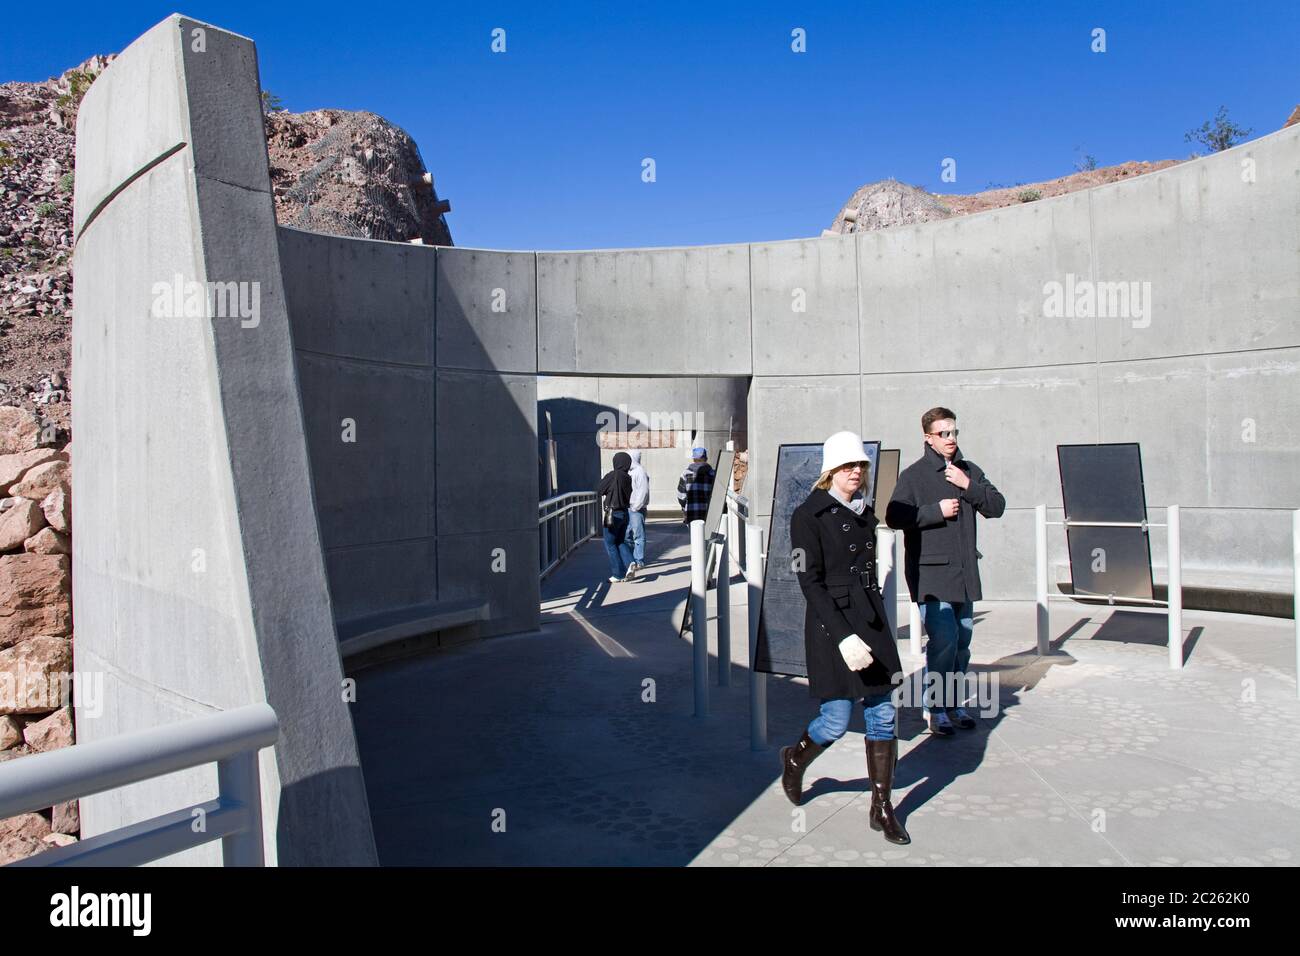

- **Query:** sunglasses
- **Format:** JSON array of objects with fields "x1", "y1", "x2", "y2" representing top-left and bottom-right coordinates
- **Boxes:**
[{"x1": 928, "y1": 429, "x2": 959, "y2": 440}]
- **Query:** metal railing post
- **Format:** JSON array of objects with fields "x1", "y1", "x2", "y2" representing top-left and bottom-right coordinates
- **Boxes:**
[
  {"x1": 1294, "y1": 510, "x2": 1299, "y2": 699},
  {"x1": 876, "y1": 527, "x2": 897, "y2": 640},
  {"x1": 690, "y1": 519, "x2": 709, "y2": 717},
  {"x1": 746, "y1": 522, "x2": 767, "y2": 749},
  {"x1": 1167, "y1": 504, "x2": 1182, "y2": 670},
  {"x1": 717, "y1": 527, "x2": 731, "y2": 687},
  {"x1": 1036, "y1": 504, "x2": 1050, "y2": 655},
  {"x1": 217, "y1": 750, "x2": 264, "y2": 866}
]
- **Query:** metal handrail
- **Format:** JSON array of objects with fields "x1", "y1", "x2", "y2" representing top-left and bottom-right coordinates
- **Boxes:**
[
  {"x1": 539, "y1": 491, "x2": 598, "y2": 579},
  {"x1": 0, "y1": 703, "x2": 278, "y2": 867}
]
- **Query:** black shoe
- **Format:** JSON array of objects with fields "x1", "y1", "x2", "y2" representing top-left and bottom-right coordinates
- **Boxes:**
[
  {"x1": 780, "y1": 731, "x2": 829, "y2": 805},
  {"x1": 926, "y1": 709, "x2": 955, "y2": 736},
  {"x1": 866, "y1": 738, "x2": 911, "y2": 845},
  {"x1": 950, "y1": 707, "x2": 977, "y2": 729}
]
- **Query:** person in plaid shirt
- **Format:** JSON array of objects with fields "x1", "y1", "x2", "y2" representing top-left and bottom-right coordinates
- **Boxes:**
[{"x1": 676, "y1": 446, "x2": 715, "y2": 525}]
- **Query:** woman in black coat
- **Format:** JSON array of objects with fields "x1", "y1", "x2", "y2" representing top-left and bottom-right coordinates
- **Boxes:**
[{"x1": 778, "y1": 431, "x2": 909, "y2": 844}]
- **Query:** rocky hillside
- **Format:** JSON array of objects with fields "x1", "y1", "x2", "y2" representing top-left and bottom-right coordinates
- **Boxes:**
[
  {"x1": 0, "y1": 57, "x2": 454, "y2": 440},
  {"x1": 267, "y1": 108, "x2": 452, "y2": 246},
  {"x1": 827, "y1": 160, "x2": 1184, "y2": 235}
]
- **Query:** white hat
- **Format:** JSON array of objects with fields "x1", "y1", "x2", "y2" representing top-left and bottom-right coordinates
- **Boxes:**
[{"x1": 821, "y1": 430, "x2": 868, "y2": 475}]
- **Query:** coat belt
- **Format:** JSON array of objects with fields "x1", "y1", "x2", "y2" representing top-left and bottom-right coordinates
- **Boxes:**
[{"x1": 824, "y1": 570, "x2": 877, "y2": 589}]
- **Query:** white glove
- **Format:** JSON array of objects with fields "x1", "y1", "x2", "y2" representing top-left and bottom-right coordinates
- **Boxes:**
[{"x1": 838, "y1": 634, "x2": 874, "y2": 671}]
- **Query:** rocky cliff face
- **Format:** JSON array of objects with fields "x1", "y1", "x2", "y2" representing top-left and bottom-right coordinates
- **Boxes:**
[
  {"x1": 266, "y1": 108, "x2": 453, "y2": 246},
  {"x1": 0, "y1": 59, "x2": 455, "y2": 440}
]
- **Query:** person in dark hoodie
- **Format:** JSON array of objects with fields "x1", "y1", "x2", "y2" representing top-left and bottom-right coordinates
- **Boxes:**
[{"x1": 598, "y1": 452, "x2": 636, "y2": 583}]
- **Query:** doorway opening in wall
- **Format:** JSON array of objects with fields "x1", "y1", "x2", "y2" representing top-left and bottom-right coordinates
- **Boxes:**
[{"x1": 536, "y1": 374, "x2": 750, "y2": 518}]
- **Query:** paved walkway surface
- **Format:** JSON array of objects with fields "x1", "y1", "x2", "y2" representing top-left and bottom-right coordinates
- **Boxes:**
[{"x1": 351, "y1": 520, "x2": 1299, "y2": 866}]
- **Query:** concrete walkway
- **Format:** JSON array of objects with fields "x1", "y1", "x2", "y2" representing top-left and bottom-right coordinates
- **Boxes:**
[{"x1": 350, "y1": 519, "x2": 1300, "y2": 866}]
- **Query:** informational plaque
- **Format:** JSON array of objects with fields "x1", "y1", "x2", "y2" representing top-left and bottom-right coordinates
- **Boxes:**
[
  {"x1": 754, "y1": 439, "x2": 881, "y2": 677},
  {"x1": 874, "y1": 449, "x2": 900, "y2": 512},
  {"x1": 1057, "y1": 443, "x2": 1154, "y2": 601}
]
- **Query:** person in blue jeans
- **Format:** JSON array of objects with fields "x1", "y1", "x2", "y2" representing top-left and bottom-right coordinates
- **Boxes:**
[
  {"x1": 779, "y1": 431, "x2": 909, "y2": 844},
  {"x1": 624, "y1": 449, "x2": 650, "y2": 577},
  {"x1": 886, "y1": 407, "x2": 1004, "y2": 736},
  {"x1": 598, "y1": 452, "x2": 635, "y2": 582}
]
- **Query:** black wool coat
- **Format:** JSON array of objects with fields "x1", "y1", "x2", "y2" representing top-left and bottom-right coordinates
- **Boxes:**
[
  {"x1": 789, "y1": 488, "x2": 903, "y2": 699},
  {"x1": 885, "y1": 444, "x2": 1006, "y2": 604}
]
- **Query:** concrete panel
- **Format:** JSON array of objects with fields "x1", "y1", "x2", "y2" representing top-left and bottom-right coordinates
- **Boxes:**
[
  {"x1": 436, "y1": 248, "x2": 537, "y2": 373},
  {"x1": 325, "y1": 539, "x2": 438, "y2": 625},
  {"x1": 747, "y1": 374, "x2": 863, "y2": 521},
  {"x1": 1093, "y1": 125, "x2": 1300, "y2": 362},
  {"x1": 863, "y1": 365, "x2": 1099, "y2": 510},
  {"x1": 1099, "y1": 350, "x2": 1300, "y2": 511},
  {"x1": 437, "y1": 529, "x2": 540, "y2": 637},
  {"x1": 72, "y1": 153, "x2": 272, "y2": 866},
  {"x1": 1204, "y1": 348, "x2": 1300, "y2": 510},
  {"x1": 538, "y1": 375, "x2": 602, "y2": 435},
  {"x1": 436, "y1": 369, "x2": 538, "y2": 534},
  {"x1": 296, "y1": 353, "x2": 436, "y2": 549},
  {"x1": 1097, "y1": 357, "x2": 1212, "y2": 509},
  {"x1": 858, "y1": 190, "x2": 1096, "y2": 373},
  {"x1": 72, "y1": 16, "x2": 376, "y2": 865},
  {"x1": 279, "y1": 227, "x2": 436, "y2": 366},
  {"x1": 751, "y1": 235, "x2": 860, "y2": 376},
  {"x1": 72, "y1": 17, "x2": 185, "y2": 236},
  {"x1": 536, "y1": 245, "x2": 751, "y2": 376}
]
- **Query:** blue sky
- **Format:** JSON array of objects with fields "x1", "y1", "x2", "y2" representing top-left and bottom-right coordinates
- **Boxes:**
[{"x1": 5, "y1": 1, "x2": 1295, "y2": 250}]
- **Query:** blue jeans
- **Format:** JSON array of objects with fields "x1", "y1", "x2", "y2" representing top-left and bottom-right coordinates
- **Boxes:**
[
  {"x1": 602, "y1": 509, "x2": 634, "y2": 578},
  {"x1": 807, "y1": 693, "x2": 897, "y2": 744},
  {"x1": 626, "y1": 509, "x2": 646, "y2": 564},
  {"x1": 918, "y1": 599, "x2": 974, "y2": 710}
]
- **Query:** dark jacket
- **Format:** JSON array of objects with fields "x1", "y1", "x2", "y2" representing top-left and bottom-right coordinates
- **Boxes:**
[
  {"x1": 790, "y1": 488, "x2": 903, "y2": 699},
  {"x1": 885, "y1": 444, "x2": 1005, "y2": 604},
  {"x1": 676, "y1": 461, "x2": 714, "y2": 525},
  {"x1": 599, "y1": 452, "x2": 633, "y2": 511}
]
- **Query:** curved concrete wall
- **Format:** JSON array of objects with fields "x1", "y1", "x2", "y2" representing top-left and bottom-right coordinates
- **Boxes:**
[
  {"x1": 277, "y1": 232, "x2": 540, "y2": 637},
  {"x1": 71, "y1": 16, "x2": 376, "y2": 864},
  {"x1": 72, "y1": 14, "x2": 1296, "y2": 863}
]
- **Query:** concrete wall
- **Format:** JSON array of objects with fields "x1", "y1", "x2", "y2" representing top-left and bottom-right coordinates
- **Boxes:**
[
  {"x1": 525, "y1": 129, "x2": 1299, "y2": 600},
  {"x1": 71, "y1": 16, "x2": 376, "y2": 863},
  {"x1": 278, "y1": 233, "x2": 540, "y2": 637},
  {"x1": 74, "y1": 12, "x2": 1297, "y2": 865}
]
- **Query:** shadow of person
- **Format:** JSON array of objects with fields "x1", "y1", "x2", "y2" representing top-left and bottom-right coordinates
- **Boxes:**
[{"x1": 888, "y1": 627, "x2": 1083, "y2": 825}]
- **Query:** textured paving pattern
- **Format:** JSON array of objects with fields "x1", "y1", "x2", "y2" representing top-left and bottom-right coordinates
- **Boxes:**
[{"x1": 350, "y1": 520, "x2": 1299, "y2": 866}]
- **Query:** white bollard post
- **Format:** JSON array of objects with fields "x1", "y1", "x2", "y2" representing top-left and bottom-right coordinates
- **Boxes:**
[
  {"x1": 1293, "y1": 510, "x2": 1299, "y2": 699},
  {"x1": 691, "y1": 519, "x2": 709, "y2": 716},
  {"x1": 746, "y1": 523, "x2": 767, "y2": 749},
  {"x1": 1167, "y1": 505, "x2": 1182, "y2": 670},
  {"x1": 718, "y1": 527, "x2": 731, "y2": 687},
  {"x1": 876, "y1": 527, "x2": 898, "y2": 640},
  {"x1": 909, "y1": 600, "x2": 922, "y2": 657},
  {"x1": 1036, "y1": 504, "x2": 1049, "y2": 656}
]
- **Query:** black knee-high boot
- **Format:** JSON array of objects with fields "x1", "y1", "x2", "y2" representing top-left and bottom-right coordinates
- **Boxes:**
[
  {"x1": 780, "y1": 731, "x2": 830, "y2": 806},
  {"x1": 865, "y1": 738, "x2": 911, "y2": 844}
]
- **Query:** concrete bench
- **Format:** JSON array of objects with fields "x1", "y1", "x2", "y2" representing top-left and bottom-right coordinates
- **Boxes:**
[{"x1": 339, "y1": 598, "x2": 490, "y2": 672}]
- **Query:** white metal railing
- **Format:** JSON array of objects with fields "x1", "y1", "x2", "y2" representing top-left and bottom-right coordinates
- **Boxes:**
[
  {"x1": 0, "y1": 703, "x2": 278, "y2": 867},
  {"x1": 539, "y1": 491, "x2": 599, "y2": 579},
  {"x1": 1035, "y1": 504, "x2": 1182, "y2": 668}
]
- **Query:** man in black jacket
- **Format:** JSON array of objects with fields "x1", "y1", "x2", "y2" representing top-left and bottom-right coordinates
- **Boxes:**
[{"x1": 886, "y1": 407, "x2": 1005, "y2": 736}]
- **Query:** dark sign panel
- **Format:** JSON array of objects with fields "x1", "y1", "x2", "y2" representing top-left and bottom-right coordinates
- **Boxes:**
[
  {"x1": 1057, "y1": 443, "x2": 1154, "y2": 601},
  {"x1": 875, "y1": 449, "x2": 900, "y2": 513},
  {"x1": 755, "y1": 440, "x2": 880, "y2": 677}
]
